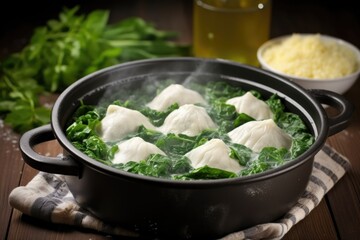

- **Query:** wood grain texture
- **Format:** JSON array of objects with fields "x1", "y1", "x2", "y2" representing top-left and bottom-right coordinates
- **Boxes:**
[
  {"x1": 0, "y1": 126, "x2": 23, "y2": 239},
  {"x1": 283, "y1": 200, "x2": 338, "y2": 240}
]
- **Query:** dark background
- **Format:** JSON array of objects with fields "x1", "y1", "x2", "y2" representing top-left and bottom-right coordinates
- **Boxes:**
[{"x1": 1, "y1": 0, "x2": 359, "y2": 60}]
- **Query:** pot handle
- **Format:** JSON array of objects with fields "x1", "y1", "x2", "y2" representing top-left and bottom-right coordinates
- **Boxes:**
[
  {"x1": 309, "y1": 89, "x2": 354, "y2": 136},
  {"x1": 20, "y1": 124, "x2": 79, "y2": 176}
]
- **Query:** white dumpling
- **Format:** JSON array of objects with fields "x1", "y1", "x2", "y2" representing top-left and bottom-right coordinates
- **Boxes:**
[
  {"x1": 113, "y1": 137, "x2": 166, "y2": 164},
  {"x1": 146, "y1": 84, "x2": 207, "y2": 111},
  {"x1": 226, "y1": 92, "x2": 273, "y2": 120},
  {"x1": 228, "y1": 119, "x2": 292, "y2": 152},
  {"x1": 158, "y1": 104, "x2": 217, "y2": 136},
  {"x1": 100, "y1": 105, "x2": 155, "y2": 142},
  {"x1": 185, "y1": 139, "x2": 244, "y2": 173}
]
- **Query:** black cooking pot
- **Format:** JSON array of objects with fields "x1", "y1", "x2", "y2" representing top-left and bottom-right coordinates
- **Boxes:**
[{"x1": 20, "y1": 57, "x2": 353, "y2": 239}]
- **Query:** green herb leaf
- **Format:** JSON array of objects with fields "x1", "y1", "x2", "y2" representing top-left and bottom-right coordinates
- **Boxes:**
[{"x1": 0, "y1": 6, "x2": 190, "y2": 133}]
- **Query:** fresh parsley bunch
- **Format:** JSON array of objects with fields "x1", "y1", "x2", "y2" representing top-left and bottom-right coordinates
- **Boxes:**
[{"x1": 0, "y1": 6, "x2": 189, "y2": 133}]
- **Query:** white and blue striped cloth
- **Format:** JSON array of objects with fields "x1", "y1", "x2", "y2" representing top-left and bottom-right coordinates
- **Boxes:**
[{"x1": 9, "y1": 144, "x2": 350, "y2": 239}]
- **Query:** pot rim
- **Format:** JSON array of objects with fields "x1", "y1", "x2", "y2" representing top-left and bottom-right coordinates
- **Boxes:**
[{"x1": 51, "y1": 57, "x2": 328, "y2": 187}]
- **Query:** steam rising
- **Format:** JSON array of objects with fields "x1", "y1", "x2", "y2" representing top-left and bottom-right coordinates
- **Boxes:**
[{"x1": 96, "y1": 60, "x2": 210, "y2": 108}]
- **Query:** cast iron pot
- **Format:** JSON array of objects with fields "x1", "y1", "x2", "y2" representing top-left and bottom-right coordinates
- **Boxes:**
[{"x1": 20, "y1": 57, "x2": 353, "y2": 239}]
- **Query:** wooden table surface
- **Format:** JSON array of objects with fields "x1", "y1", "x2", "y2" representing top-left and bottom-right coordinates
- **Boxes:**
[{"x1": 1, "y1": 0, "x2": 359, "y2": 239}]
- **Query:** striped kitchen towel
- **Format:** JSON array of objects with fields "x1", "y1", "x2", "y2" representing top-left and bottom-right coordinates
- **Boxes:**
[{"x1": 9, "y1": 144, "x2": 350, "y2": 239}]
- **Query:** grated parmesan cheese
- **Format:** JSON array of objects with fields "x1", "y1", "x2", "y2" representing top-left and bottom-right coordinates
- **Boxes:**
[{"x1": 263, "y1": 34, "x2": 358, "y2": 79}]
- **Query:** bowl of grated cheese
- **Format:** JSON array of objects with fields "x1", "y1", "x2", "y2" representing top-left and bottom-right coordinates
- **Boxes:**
[{"x1": 257, "y1": 33, "x2": 360, "y2": 94}]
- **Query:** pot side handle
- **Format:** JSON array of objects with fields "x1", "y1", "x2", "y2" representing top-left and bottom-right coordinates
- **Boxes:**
[
  {"x1": 309, "y1": 89, "x2": 354, "y2": 136},
  {"x1": 20, "y1": 124, "x2": 79, "y2": 176}
]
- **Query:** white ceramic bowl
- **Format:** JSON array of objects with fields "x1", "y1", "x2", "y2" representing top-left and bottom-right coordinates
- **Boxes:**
[{"x1": 257, "y1": 34, "x2": 360, "y2": 94}]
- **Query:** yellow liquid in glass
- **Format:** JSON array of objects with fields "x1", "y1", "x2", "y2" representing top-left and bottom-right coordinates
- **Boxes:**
[{"x1": 193, "y1": 0, "x2": 271, "y2": 66}]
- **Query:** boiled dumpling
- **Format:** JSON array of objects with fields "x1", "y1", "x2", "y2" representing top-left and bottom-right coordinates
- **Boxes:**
[
  {"x1": 146, "y1": 84, "x2": 207, "y2": 111},
  {"x1": 226, "y1": 92, "x2": 273, "y2": 120},
  {"x1": 100, "y1": 105, "x2": 156, "y2": 142},
  {"x1": 185, "y1": 139, "x2": 244, "y2": 173},
  {"x1": 158, "y1": 104, "x2": 217, "y2": 136},
  {"x1": 228, "y1": 119, "x2": 292, "y2": 152},
  {"x1": 113, "y1": 137, "x2": 166, "y2": 164}
]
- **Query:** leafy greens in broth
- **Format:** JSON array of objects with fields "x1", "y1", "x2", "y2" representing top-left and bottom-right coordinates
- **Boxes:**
[{"x1": 66, "y1": 81, "x2": 314, "y2": 180}]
